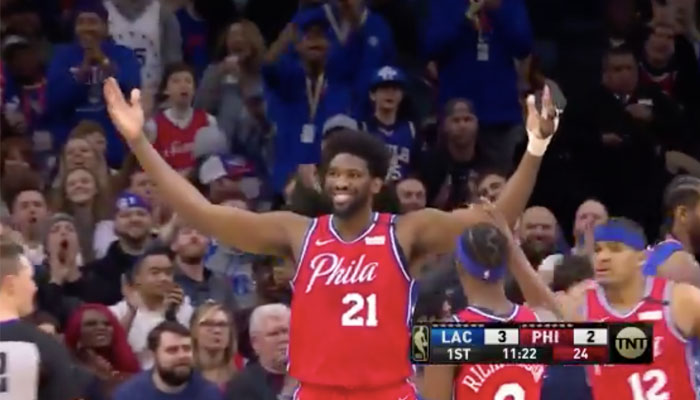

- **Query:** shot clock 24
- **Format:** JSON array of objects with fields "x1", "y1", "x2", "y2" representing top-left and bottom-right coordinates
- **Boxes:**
[{"x1": 411, "y1": 322, "x2": 653, "y2": 365}]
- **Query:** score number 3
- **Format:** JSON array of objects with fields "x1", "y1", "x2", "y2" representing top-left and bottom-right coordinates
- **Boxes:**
[{"x1": 341, "y1": 293, "x2": 377, "y2": 327}]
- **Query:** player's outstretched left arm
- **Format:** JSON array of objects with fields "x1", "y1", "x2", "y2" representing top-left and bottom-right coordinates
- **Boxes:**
[{"x1": 401, "y1": 88, "x2": 560, "y2": 273}]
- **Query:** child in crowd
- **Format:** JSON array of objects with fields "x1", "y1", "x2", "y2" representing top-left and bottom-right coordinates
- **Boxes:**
[
  {"x1": 145, "y1": 62, "x2": 223, "y2": 175},
  {"x1": 362, "y1": 65, "x2": 417, "y2": 181}
]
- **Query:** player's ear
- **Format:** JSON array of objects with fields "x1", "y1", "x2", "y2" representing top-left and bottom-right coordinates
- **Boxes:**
[
  {"x1": 635, "y1": 250, "x2": 647, "y2": 267},
  {"x1": 675, "y1": 205, "x2": 688, "y2": 225}
]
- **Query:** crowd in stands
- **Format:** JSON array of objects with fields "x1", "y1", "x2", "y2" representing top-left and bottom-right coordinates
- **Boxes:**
[{"x1": 1, "y1": 0, "x2": 699, "y2": 398}]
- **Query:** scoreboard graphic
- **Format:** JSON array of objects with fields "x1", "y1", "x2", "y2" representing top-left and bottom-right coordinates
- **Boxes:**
[{"x1": 411, "y1": 322, "x2": 653, "y2": 365}]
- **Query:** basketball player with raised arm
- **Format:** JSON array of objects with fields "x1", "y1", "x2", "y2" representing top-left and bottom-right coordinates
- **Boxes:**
[
  {"x1": 530, "y1": 218, "x2": 700, "y2": 400},
  {"x1": 643, "y1": 176, "x2": 700, "y2": 286},
  {"x1": 0, "y1": 238, "x2": 83, "y2": 400},
  {"x1": 422, "y1": 210, "x2": 557, "y2": 400},
  {"x1": 102, "y1": 76, "x2": 559, "y2": 400}
]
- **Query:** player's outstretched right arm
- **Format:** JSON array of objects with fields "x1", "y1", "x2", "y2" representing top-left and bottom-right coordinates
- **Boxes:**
[
  {"x1": 103, "y1": 78, "x2": 308, "y2": 256},
  {"x1": 422, "y1": 365, "x2": 456, "y2": 400}
]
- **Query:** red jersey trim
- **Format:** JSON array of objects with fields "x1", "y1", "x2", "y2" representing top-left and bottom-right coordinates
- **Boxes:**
[
  {"x1": 327, "y1": 212, "x2": 379, "y2": 244},
  {"x1": 290, "y1": 218, "x2": 319, "y2": 288},
  {"x1": 587, "y1": 278, "x2": 654, "y2": 320}
]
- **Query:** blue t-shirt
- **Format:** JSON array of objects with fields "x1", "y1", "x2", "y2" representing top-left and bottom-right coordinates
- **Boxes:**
[{"x1": 113, "y1": 370, "x2": 223, "y2": 400}]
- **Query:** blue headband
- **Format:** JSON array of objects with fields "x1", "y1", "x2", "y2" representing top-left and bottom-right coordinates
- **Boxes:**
[
  {"x1": 116, "y1": 192, "x2": 151, "y2": 212},
  {"x1": 455, "y1": 234, "x2": 507, "y2": 282},
  {"x1": 593, "y1": 223, "x2": 646, "y2": 250}
]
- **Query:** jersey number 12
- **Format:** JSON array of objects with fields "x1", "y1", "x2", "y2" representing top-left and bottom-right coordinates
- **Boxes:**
[
  {"x1": 341, "y1": 293, "x2": 378, "y2": 327},
  {"x1": 627, "y1": 369, "x2": 669, "y2": 400}
]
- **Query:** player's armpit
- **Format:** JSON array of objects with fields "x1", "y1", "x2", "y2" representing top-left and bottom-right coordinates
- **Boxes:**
[
  {"x1": 204, "y1": 206, "x2": 310, "y2": 257},
  {"x1": 657, "y1": 251, "x2": 700, "y2": 287},
  {"x1": 669, "y1": 282, "x2": 700, "y2": 338},
  {"x1": 421, "y1": 365, "x2": 456, "y2": 400}
]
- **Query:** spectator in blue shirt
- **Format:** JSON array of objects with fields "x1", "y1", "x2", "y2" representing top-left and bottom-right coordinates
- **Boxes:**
[
  {"x1": 46, "y1": 0, "x2": 141, "y2": 168},
  {"x1": 113, "y1": 321, "x2": 223, "y2": 400},
  {"x1": 262, "y1": 5, "x2": 359, "y2": 193},
  {"x1": 321, "y1": 0, "x2": 397, "y2": 117},
  {"x1": 423, "y1": 0, "x2": 532, "y2": 171}
]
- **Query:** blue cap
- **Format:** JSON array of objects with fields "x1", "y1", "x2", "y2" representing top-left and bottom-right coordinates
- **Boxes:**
[
  {"x1": 370, "y1": 66, "x2": 406, "y2": 90},
  {"x1": 115, "y1": 192, "x2": 151, "y2": 212},
  {"x1": 293, "y1": 6, "x2": 329, "y2": 32}
]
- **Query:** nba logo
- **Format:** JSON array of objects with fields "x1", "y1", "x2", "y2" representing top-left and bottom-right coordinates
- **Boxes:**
[{"x1": 412, "y1": 325, "x2": 429, "y2": 363}]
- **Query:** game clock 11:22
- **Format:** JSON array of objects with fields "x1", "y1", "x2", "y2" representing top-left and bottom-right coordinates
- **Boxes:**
[{"x1": 502, "y1": 347, "x2": 539, "y2": 362}]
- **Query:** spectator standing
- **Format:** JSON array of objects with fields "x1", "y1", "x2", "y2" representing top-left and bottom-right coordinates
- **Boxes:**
[
  {"x1": 262, "y1": 5, "x2": 359, "y2": 193},
  {"x1": 423, "y1": 0, "x2": 533, "y2": 170},
  {"x1": 175, "y1": 1, "x2": 209, "y2": 81},
  {"x1": 419, "y1": 98, "x2": 483, "y2": 209},
  {"x1": 54, "y1": 131, "x2": 112, "y2": 191},
  {"x1": 190, "y1": 302, "x2": 239, "y2": 390},
  {"x1": 46, "y1": 0, "x2": 141, "y2": 167},
  {"x1": 171, "y1": 222, "x2": 237, "y2": 311},
  {"x1": 145, "y1": 63, "x2": 222, "y2": 175},
  {"x1": 362, "y1": 66, "x2": 417, "y2": 181},
  {"x1": 322, "y1": 0, "x2": 397, "y2": 116},
  {"x1": 110, "y1": 247, "x2": 194, "y2": 369},
  {"x1": 113, "y1": 321, "x2": 223, "y2": 400},
  {"x1": 64, "y1": 303, "x2": 140, "y2": 397},
  {"x1": 104, "y1": 0, "x2": 183, "y2": 113},
  {"x1": 195, "y1": 20, "x2": 271, "y2": 165},
  {"x1": 225, "y1": 304, "x2": 296, "y2": 400},
  {"x1": 518, "y1": 205, "x2": 559, "y2": 266}
]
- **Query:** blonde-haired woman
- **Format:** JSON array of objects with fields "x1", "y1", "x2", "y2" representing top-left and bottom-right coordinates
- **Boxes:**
[
  {"x1": 190, "y1": 301, "x2": 239, "y2": 390},
  {"x1": 195, "y1": 20, "x2": 270, "y2": 161},
  {"x1": 53, "y1": 166, "x2": 112, "y2": 261}
]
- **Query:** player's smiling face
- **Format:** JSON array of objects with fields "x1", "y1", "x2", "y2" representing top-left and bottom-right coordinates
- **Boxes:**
[
  {"x1": 593, "y1": 241, "x2": 644, "y2": 286},
  {"x1": 323, "y1": 153, "x2": 380, "y2": 219}
]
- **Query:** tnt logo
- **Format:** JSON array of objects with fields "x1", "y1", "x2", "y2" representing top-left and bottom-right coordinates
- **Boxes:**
[{"x1": 609, "y1": 324, "x2": 653, "y2": 364}]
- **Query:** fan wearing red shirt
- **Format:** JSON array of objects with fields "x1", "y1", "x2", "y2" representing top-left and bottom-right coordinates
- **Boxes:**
[
  {"x1": 145, "y1": 62, "x2": 219, "y2": 174},
  {"x1": 422, "y1": 217, "x2": 548, "y2": 400},
  {"x1": 103, "y1": 75, "x2": 560, "y2": 400}
]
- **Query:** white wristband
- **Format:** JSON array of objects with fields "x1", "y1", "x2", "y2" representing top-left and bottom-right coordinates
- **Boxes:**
[{"x1": 526, "y1": 132, "x2": 553, "y2": 157}]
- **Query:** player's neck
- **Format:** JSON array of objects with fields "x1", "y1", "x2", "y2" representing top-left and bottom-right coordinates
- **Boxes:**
[
  {"x1": 332, "y1": 209, "x2": 374, "y2": 241},
  {"x1": 0, "y1": 298, "x2": 19, "y2": 322},
  {"x1": 670, "y1": 225, "x2": 692, "y2": 252},
  {"x1": 176, "y1": 257, "x2": 204, "y2": 282},
  {"x1": 465, "y1": 286, "x2": 512, "y2": 315},
  {"x1": 604, "y1": 275, "x2": 647, "y2": 311},
  {"x1": 375, "y1": 108, "x2": 397, "y2": 126}
]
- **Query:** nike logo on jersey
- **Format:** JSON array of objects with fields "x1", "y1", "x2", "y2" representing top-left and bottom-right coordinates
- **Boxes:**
[{"x1": 315, "y1": 239, "x2": 335, "y2": 246}]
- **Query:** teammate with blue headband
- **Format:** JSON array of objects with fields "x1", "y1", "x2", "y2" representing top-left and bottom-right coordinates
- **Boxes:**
[{"x1": 591, "y1": 218, "x2": 648, "y2": 288}]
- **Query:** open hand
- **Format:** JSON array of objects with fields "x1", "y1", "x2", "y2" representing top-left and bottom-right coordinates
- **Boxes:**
[
  {"x1": 525, "y1": 85, "x2": 558, "y2": 139},
  {"x1": 103, "y1": 78, "x2": 145, "y2": 143},
  {"x1": 601, "y1": 132, "x2": 624, "y2": 146},
  {"x1": 121, "y1": 275, "x2": 143, "y2": 310},
  {"x1": 625, "y1": 103, "x2": 653, "y2": 122}
]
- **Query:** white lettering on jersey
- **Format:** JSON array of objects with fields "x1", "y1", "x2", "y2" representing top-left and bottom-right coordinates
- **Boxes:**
[
  {"x1": 460, "y1": 364, "x2": 545, "y2": 394},
  {"x1": 163, "y1": 141, "x2": 195, "y2": 157},
  {"x1": 305, "y1": 253, "x2": 378, "y2": 293},
  {"x1": 0, "y1": 341, "x2": 39, "y2": 400}
]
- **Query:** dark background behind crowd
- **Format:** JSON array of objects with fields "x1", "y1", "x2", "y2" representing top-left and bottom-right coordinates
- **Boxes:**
[{"x1": 1, "y1": 0, "x2": 699, "y2": 399}]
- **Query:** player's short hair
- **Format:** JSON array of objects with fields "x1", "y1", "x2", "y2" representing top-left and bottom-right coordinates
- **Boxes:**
[
  {"x1": 147, "y1": 321, "x2": 191, "y2": 352},
  {"x1": 0, "y1": 238, "x2": 25, "y2": 281},
  {"x1": 320, "y1": 129, "x2": 390, "y2": 179},
  {"x1": 551, "y1": 255, "x2": 593, "y2": 292},
  {"x1": 663, "y1": 175, "x2": 700, "y2": 222},
  {"x1": 249, "y1": 303, "x2": 290, "y2": 336},
  {"x1": 459, "y1": 223, "x2": 509, "y2": 270}
]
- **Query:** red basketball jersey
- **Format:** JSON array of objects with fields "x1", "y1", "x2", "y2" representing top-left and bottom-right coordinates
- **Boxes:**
[
  {"x1": 153, "y1": 109, "x2": 208, "y2": 171},
  {"x1": 454, "y1": 305, "x2": 545, "y2": 400},
  {"x1": 586, "y1": 277, "x2": 698, "y2": 400},
  {"x1": 289, "y1": 212, "x2": 415, "y2": 388}
]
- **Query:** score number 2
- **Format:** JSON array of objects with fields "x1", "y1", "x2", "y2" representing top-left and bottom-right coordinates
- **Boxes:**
[{"x1": 341, "y1": 293, "x2": 377, "y2": 327}]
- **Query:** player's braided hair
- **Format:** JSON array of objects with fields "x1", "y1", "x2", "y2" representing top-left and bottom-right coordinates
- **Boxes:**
[
  {"x1": 663, "y1": 175, "x2": 700, "y2": 223},
  {"x1": 460, "y1": 222, "x2": 509, "y2": 269}
]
